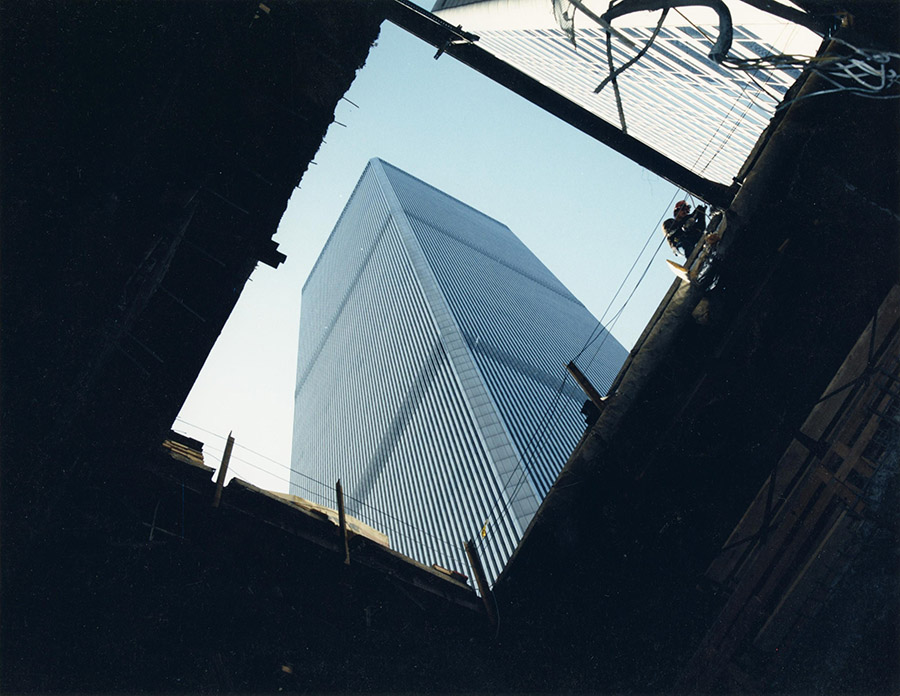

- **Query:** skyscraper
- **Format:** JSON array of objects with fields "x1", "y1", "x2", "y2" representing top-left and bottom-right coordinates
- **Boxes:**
[
  {"x1": 431, "y1": 0, "x2": 822, "y2": 185},
  {"x1": 291, "y1": 159, "x2": 626, "y2": 582}
]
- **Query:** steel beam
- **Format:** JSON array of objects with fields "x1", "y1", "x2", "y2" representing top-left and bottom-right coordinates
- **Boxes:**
[{"x1": 382, "y1": 0, "x2": 737, "y2": 209}]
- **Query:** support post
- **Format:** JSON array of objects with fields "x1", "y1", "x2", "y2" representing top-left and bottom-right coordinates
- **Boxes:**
[
  {"x1": 212, "y1": 432, "x2": 234, "y2": 508},
  {"x1": 336, "y1": 479, "x2": 350, "y2": 565},
  {"x1": 567, "y1": 360, "x2": 607, "y2": 412},
  {"x1": 464, "y1": 539, "x2": 497, "y2": 627}
]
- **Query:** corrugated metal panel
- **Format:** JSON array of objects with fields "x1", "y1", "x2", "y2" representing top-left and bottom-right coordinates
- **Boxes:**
[
  {"x1": 291, "y1": 159, "x2": 627, "y2": 582},
  {"x1": 432, "y1": 2, "x2": 821, "y2": 185}
]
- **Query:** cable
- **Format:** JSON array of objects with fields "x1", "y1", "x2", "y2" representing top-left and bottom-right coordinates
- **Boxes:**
[
  {"x1": 583, "y1": 234, "x2": 669, "y2": 368},
  {"x1": 343, "y1": 491, "x2": 463, "y2": 557},
  {"x1": 595, "y1": 8, "x2": 669, "y2": 94},
  {"x1": 472, "y1": 373, "x2": 574, "y2": 554},
  {"x1": 492, "y1": 110, "x2": 738, "y2": 558},
  {"x1": 475, "y1": 96, "x2": 741, "y2": 569},
  {"x1": 575, "y1": 187, "x2": 681, "y2": 365},
  {"x1": 175, "y1": 417, "x2": 332, "y2": 491},
  {"x1": 741, "y1": 67, "x2": 787, "y2": 102},
  {"x1": 171, "y1": 421, "x2": 464, "y2": 562},
  {"x1": 605, "y1": 9, "x2": 628, "y2": 132},
  {"x1": 478, "y1": 239, "x2": 674, "y2": 569},
  {"x1": 172, "y1": 417, "x2": 231, "y2": 442},
  {"x1": 471, "y1": 40, "x2": 758, "y2": 567},
  {"x1": 672, "y1": 4, "x2": 789, "y2": 107},
  {"x1": 699, "y1": 17, "x2": 801, "y2": 180},
  {"x1": 572, "y1": 192, "x2": 676, "y2": 363},
  {"x1": 485, "y1": 236, "x2": 668, "y2": 545},
  {"x1": 223, "y1": 454, "x2": 462, "y2": 565},
  {"x1": 475, "y1": 190, "x2": 682, "y2": 565},
  {"x1": 673, "y1": 6, "x2": 714, "y2": 44},
  {"x1": 720, "y1": 38, "x2": 900, "y2": 108}
]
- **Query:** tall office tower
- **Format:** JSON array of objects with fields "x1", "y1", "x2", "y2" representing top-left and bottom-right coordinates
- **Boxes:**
[
  {"x1": 432, "y1": 0, "x2": 822, "y2": 185},
  {"x1": 291, "y1": 159, "x2": 627, "y2": 582}
]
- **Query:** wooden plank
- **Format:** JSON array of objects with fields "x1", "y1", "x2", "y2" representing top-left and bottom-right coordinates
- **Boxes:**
[
  {"x1": 336, "y1": 479, "x2": 350, "y2": 565},
  {"x1": 690, "y1": 291, "x2": 900, "y2": 685},
  {"x1": 464, "y1": 539, "x2": 497, "y2": 627},
  {"x1": 707, "y1": 285, "x2": 900, "y2": 584},
  {"x1": 801, "y1": 284, "x2": 900, "y2": 441},
  {"x1": 707, "y1": 438, "x2": 812, "y2": 584},
  {"x1": 212, "y1": 432, "x2": 234, "y2": 508},
  {"x1": 566, "y1": 360, "x2": 607, "y2": 411},
  {"x1": 269, "y1": 491, "x2": 391, "y2": 548},
  {"x1": 753, "y1": 511, "x2": 853, "y2": 652}
]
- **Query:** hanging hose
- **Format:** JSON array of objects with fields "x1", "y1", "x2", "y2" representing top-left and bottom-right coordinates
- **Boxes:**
[
  {"x1": 595, "y1": 8, "x2": 669, "y2": 93},
  {"x1": 601, "y1": 0, "x2": 733, "y2": 63}
]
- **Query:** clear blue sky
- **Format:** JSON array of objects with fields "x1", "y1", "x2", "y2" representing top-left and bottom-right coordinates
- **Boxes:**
[{"x1": 174, "y1": 21, "x2": 689, "y2": 492}]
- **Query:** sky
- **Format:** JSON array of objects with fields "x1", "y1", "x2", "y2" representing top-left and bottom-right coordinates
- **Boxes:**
[{"x1": 173, "y1": 20, "x2": 689, "y2": 493}]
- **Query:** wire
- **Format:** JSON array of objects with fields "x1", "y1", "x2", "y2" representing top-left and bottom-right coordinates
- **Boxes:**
[
  {"x1": 481, "y1": 235, "x2": 670, "y2": 555},
  {"x1": 579, "y1": 221, "x2": 660, "y2": 356},
  {"x1": 720, "y1": 38, "x2": 900, "y2": 109},
  {"x1": 695, "y1": 62, "x2": 775, "y2": 175},
  {"x1": 671, "y1": 4, "x2": 792, "y2": 107},
  {"x1": 575, "y1": 187, "x2": 681, "y2": 365},
  {"x1": 475, "y1": 188, "x2": 683, "y2": 566},
  {"x1": 175, "y1": 416, "x2": 331, "y2": 490},
  {"x1": 583, "y1": 234, "x2": 669, "y2": 368},
  {"x1": 672, "y1": 6, "x2": 717, "y2": 46},
  {"x1": 472, "y1": 372, "x2": 574, "y2": 554},
  {"x1": 475, "y1": 55, "x2": 756, "y2": 570},
  {"x1": 171, "y1": 420, "x2": 463, "y2": 564},
  {"x1": 606, "y1": 26, "x2": 628, "y2": 132},
  {"x1": 477, "y1": 227, "x2": 674, "y2": 574},
  {"x1": 343, "y1": 490, "x2": 463, "y2": 556},
  {"x1": 576, "y1": 6, "x2": 766, "y2": 365},
  {"x1": 831, "y1": 36, "x2": 900, "y2": 62},
  {"x1": 222, "y1": 455, "x2": 462, "y2": 565},
  {"x1": 595, "y1": 9, "x2": 669, "y2": 94},
  {"x1": 173, "y1": 419, "x2": 231, "y2": 442},
  {"x1": 479, "y1": 234, "x2": 664, "y2": 534},
  {"x1": 572, "y1": 192, "x2": 676, "y2": 363}
]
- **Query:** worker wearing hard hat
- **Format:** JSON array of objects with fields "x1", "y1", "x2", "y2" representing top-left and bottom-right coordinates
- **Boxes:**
[{"x1": 662, "y1": 200, "x2": 706, "y2": 258}]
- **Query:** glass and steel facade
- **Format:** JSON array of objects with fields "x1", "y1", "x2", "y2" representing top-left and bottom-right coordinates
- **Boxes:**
[
  {"x1": 291, "y1": 159, "x2": 626, "y2": 582},
  {"x1": 432, "y1": 0, "x2": 822, "y2": 185}
]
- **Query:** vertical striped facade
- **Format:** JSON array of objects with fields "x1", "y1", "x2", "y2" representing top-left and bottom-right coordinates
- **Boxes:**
[
  {"x1": 432, "y1": 0, "x2": 822, "y2": 185},
  {"x1": 291, "y1": 159, "x2": 626, "y2": 582}
]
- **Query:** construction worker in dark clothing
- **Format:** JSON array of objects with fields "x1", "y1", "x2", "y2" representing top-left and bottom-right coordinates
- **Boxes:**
[{"x1": 663, "y1": 200, "x2": 706, "y2": 257}]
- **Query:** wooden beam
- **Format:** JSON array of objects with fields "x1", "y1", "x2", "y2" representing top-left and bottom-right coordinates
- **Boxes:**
[
  {"x1": 336, "y1": 479, "x2": 350, "y2": 565},
  {"x1": 464, "y1": 539, "x2": 497, "y2": 627},
  {"x1": 212, "y1": 432, "x2": 234, "y2": 508},
  {"x1": 566, "y1": 360, "x2": 609, "y2": 413}
]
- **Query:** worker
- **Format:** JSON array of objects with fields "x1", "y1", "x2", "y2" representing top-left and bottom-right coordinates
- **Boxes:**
[{"x1": 662, "y1": 200, "x2": 706, "y2": 257}]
